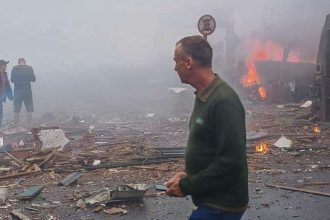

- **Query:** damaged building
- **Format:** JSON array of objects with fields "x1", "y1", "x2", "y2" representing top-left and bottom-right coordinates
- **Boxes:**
[{"x1": 312, "y1": 13, "x2": 330, "y2": 121}]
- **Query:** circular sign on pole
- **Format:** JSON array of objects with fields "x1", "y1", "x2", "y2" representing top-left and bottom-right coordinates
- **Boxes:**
[{"x1": 198, "y1": 15, "x2": 216, "y2": 39}]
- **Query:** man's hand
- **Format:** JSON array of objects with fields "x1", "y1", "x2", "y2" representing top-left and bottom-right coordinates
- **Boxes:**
[{"x1": 165, "y1": 172, "x2": 186, "y2": 197}]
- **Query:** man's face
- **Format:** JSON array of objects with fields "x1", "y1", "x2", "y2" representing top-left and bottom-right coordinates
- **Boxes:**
[
  {"x1": 0, "y1": 65, "x2": 7, "y2": 73},
  {"x1": 174, "y1": 44, "x2": 192, "y2": 84}
]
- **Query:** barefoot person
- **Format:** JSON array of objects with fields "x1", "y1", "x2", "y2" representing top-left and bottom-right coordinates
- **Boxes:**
[{"x1": 11, "y1": 58, "x2": 36, "y2": 130}]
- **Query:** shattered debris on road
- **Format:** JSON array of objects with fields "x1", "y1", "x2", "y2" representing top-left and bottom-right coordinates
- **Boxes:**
[{"x1": 0, "y1": 100, "x2": 328, "y2": 219}]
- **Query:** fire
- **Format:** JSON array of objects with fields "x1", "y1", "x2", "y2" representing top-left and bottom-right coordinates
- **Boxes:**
[
  {"x1": 288, "y1": 51, "x2": 300, "y2": 63},
  {"x1": 241, "y1": 63, "x2": 260, "y2": 87},
  {"x1": 258, "y1": 86, "x2": 267, "y2": 99},
  {"x1": 240, "y1": 62, "x2": 266, "y2": 99},
  {"x1": 255, "y1": 142, "x2": 269, "y2": 153},
  {"x1": 252, "y1": 41, "x2": 283, "y2": 61},
  {"x1": 241, "y1": 40, "x2": 303, "y2": 99},
  {"x1": 313, "y1": 126, "x2": 321, "y2": 134}
]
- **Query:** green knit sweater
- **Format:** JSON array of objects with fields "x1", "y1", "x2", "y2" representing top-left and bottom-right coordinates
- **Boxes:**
[{"x1": 179, "y1": 75, "x2": 249, "y2": 211}]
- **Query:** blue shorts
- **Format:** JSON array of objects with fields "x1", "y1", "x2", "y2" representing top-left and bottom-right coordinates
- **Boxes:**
[
  {"x1": 14, "y1": 89, "x2": 34, "y2": 113},
  {"x1": 189, "y1": 206, "x2": 244, "y2": 220}
]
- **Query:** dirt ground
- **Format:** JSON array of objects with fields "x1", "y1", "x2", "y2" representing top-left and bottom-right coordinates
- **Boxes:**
[{"x1": 0, "y1": 97, "x2": 329, "y2": 220}]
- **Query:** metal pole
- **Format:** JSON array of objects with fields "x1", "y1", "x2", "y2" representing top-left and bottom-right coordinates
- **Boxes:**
[{"x1": 203, "y1": 34, "x2": 207, "y2": 41}]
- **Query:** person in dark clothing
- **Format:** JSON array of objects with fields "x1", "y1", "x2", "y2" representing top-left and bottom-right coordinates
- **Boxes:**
[
  {"x1": 11, "y1": 58, "x2": 36, "y2": 131},
  {"x1": 165, "y1": 36, "x2": 248, "y2": 220},
  {"x1": 0, "y1": 60, "x2": 13, "y2": 127}
]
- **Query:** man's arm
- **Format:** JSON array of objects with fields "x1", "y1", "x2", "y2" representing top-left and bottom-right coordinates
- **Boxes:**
[
  {"x1": 11, "y1": 67, "x2": 16, "y2": 83},
  {"x1": 5, "y1": 75, "x2": 13, "y2": 100},
  {"x1": 29, "y1": 67, "x2": 36, "y2": 82},
  {"x1": 179, "y1": 99, "x2": 247, "y2": 196}
]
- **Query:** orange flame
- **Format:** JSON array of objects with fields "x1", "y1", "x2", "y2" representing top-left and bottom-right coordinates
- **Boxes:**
[
  {"x1": 258, "y1": 86, "x2": 267, "y2": 99},
  {"x1": 241, "y1": 40, "x2": 306, "y2": 99},
  {"x1": 313, "y1": 126, "x2": 321, "y2": 134},
  {"x1": 255, "y1": 142, "x2": 269, "y2": 153},
  {"x1": 241, "y1": 63, "x2": 260, "y2": 87},
  {"x1": 288, "y1": 51, "x2": 300, "y2": 63}
]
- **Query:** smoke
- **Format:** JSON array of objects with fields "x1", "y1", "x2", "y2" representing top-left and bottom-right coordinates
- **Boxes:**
[
  {"x1": 233, "y1": 0, "x2": 330, "y2": 61},
  {"x1": 0, "y1": 0, "x2": 329, "y2": 114}
]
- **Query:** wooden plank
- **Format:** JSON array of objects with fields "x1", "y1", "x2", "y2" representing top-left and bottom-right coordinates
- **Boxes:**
[
  {"x1": 0, "y1": 167, "x2": 11, "y2": 172},
  {"x1": 0, "y1": 171, "x2": 39, "y2": 181},
  {"x1": 38, "y1": 149, "x2": 57, "y2": 167},
  {"x1": 5, "y1": 151, "x2": 23, "y2": 166},
  {"x1": 265, "y1": 183, "x2": 330, "y2": 197},
  {"x1": 10, "y1": 210, "x2": 31, "y2": 220},
  {"x1": 301, "y1": 182, "x2": 329, "y2": 187},
  {"x1": 59, "y1": 172, "x2": 82, "y2": 187},
  {"x1": 0, "y1": 188, "x2": 8, "y2": 205}
]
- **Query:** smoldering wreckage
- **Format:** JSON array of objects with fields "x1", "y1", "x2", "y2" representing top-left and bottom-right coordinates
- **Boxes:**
[{"x1": 0, "y1": 15, "x2": 330, "y2": 220}]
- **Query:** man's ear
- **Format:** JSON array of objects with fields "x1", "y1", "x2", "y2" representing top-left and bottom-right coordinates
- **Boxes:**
[{"x1": 186, "y1": 58, "x2": 193, "y2": 69}]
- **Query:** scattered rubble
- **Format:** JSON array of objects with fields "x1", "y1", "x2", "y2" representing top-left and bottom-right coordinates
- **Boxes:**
[
  {"x1": 300, "y1": 100, "x2": 312, "y2": 108},
  {"x1": 59, "y1": 172, "x2": 82, "y2": 187},
  {"x1": 76, "y1": 199, "x2": 86, "y2": 209},
  {"x1": 0, "y1": 100, "x2": 328, "y2": 219},
  {"x1": 0, "y1": 188, "x2": 8, "y2": 205},
  {"x1": 10, "y1": 210, "x2": 31, "y2": 220},
  {"x1": 32, "y1": 127, "x2": 70, "y2": 151},
  {"x1": 85, "y1": 188, "x2": 111, "y2": 205},
  {"x1": 265, "y1": 183, "x2": 330, "y2": 197},
  {"x1": 111, "y1": 184, "x2": 148, "y2": 201},
  {"x1": 19, "y1": 185, "x2": 44, "y2": 200},
  {"x1": 273, "y1": 136, "x2": 292, "y2": 149},
  {"x1": 155, "y1": 184, "x2": 167, "y2": 191},
  {"x1": 104, "y1": 207, "x2": 128, "y2": 215}
]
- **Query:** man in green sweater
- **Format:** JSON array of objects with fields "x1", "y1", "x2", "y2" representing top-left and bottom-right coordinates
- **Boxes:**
[{"x1": 165, "y1": 35, "x2": 248, "y2": 220}]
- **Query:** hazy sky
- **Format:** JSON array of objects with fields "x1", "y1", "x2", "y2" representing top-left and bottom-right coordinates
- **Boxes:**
[
  {"x1": 1, "y1": 0, "x2": 329, "y2": 74},
  {"x1": 0, "y1": 0, "x2": 329, "y2": 113}
]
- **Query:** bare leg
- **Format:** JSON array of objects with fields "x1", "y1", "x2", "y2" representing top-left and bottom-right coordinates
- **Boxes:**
[
  {"x1": 27, "y1": 112, "x2": 32, "y2": 130},
  {"x1": 14, "y1": 112, "x2": 20, "y2": 132}
]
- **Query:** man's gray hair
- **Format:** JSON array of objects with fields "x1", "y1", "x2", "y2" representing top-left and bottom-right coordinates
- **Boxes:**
[{"x1": 176, "y1": 35, "x2": 213, "y2": 68}]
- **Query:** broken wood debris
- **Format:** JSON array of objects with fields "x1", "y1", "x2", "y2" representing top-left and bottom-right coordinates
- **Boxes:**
[
  {"x1": 24, "y1": 207, "x2": 39, "y2": 212},
  {"x1": 76, "y1": 199, "x2": 86, "y2": 209},
  {"x1": 0, "y1": 167, "x2": 11, "y2": 172},
  {"x1": 300, "y1": 182, "x2": 329, "y2": 187},
  {"x1": 4, "y1": 151, "x2": 23, "y2": 166},
  {"x1": 59, "y1": 172, "x2": 82, "y2": 187},
  {"x1": 85, "y1": 158, "x2": 178, "y2": 171},
  {"x1": 85, "y1": 188, "x2": 111, "y2": 205},
  {"x1": 38, "y1": 148, "x2": 58, "y2": 167},
  {"x1": 10, "y1": 210, "x2": 31, "y2": 220},
  {"x1": 0, "y1": 171, "x2": 39, "y2": 180},
  {"x1": 265, "y1": 183, "x2": 330, "y2": 197},
  {"x1": 104, "y1": 207, "x2": 128, "y2": 215},
  {"x1": 0, "y1": 188, "x2": 8, "y2": 205}
]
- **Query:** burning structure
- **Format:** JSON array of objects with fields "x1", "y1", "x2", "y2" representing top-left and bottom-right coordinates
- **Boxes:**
[
  {"x1": 234, "y1": 13, "x2": 330, "y2": 122},
  {"x1": 239, "y1": 40, "x2": 315, "y2": 102}
]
